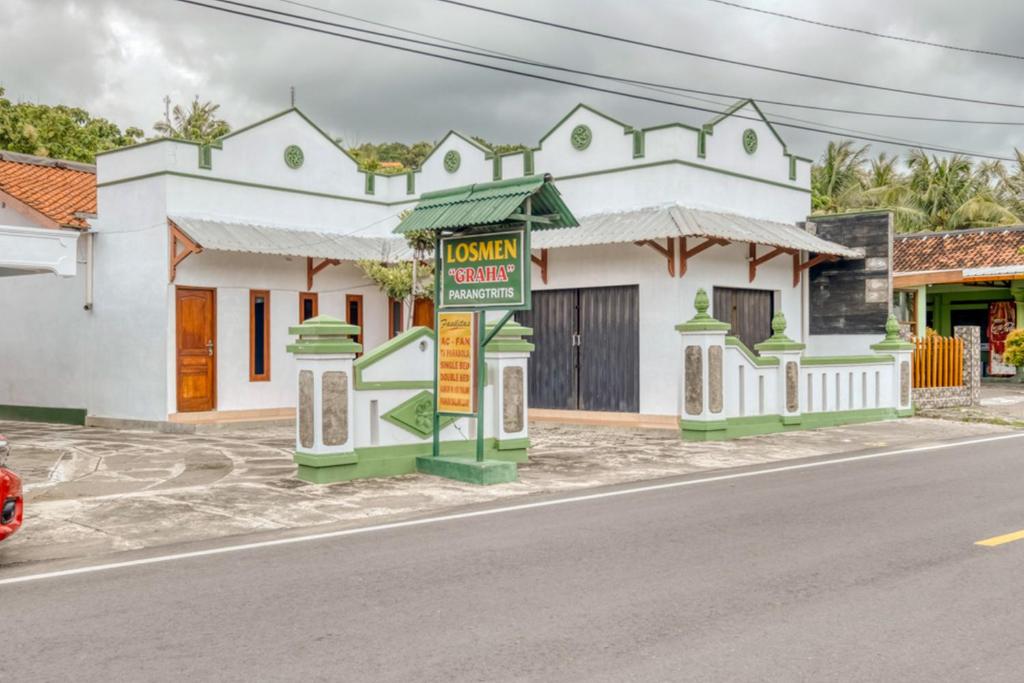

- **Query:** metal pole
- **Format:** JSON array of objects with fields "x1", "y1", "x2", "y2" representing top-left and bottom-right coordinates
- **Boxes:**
[
  {"x1": 476, "y1": 311, "x2": 486, "y2": 462},
  {"x1": 432, "y1": 231, "x2": 441, "y2": 459}
]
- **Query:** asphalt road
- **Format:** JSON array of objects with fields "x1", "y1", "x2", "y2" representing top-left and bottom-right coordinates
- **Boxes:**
[{"x1": 3, "y1": 432, "x2": 1024, "y2": 682}]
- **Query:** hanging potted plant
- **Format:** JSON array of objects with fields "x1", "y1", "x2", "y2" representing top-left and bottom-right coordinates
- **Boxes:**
[{"x1": 1004, "y1": 328, "x2": 1024, "y2": 382}]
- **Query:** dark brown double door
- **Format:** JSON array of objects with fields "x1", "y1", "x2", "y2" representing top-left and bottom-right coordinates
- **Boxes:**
[
  {"x1": 176, "y1": 287, "x2": 216, "y2": 412},
  {"x1": 713, "y1": 286, "x2": 774, "y2": 350},
  {"x1": 517, "y1": 285, "x2": 639, "y2": 413}
]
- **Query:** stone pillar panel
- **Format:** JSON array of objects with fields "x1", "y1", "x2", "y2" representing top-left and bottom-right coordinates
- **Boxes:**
[
  {"x1": 899, "y1": 360, "x2": 910, "y2": 407},
  {"x1": 685, "y1": 345, "x2": 704, "y2": 416},
  {"x1": 785, "y1": 361, "x2": 799, "y2": 413},
  {"x1": 298, "y1": 370, "x2": 314, "y2": 449},
  {"x1": 708, "y1": 345, "x2": 723, "y2": 414},
  {"x1": 322, "y1": 370, "x2": 349, "y2": 446},
  {"x1": 502, "y1": 366, "x2": 525, "y2": 433}
]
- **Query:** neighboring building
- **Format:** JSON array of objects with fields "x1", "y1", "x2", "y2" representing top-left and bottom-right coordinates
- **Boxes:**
[
  {"x1": 0, "y1": 100, "x2": 876, "y2": 427},
  {"x1": 0, "y1": 151, "x2": 90, "y2": 277},
  {"x1": 894, "y1": 226, "x2": 1024, "y2": 376}
]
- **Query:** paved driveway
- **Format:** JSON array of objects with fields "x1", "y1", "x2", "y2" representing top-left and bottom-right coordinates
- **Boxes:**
[{"x1": 0, "y1": 417, "x2": 1011, "y2": 567}]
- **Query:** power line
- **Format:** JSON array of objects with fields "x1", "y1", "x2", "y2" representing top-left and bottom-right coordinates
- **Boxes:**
[
  {"x1": 704, "y1": 0, "x2": 1024, "y2": 62},
  {"x1": 268, "y1": 0, "x2": 1024, "y2": 126},
  {"x1": 172, "y1": 0, "x2": 1018, "y2": 161},
  {"x1": 436, "y1": 0, "x2": 1024, "y2": 110}
]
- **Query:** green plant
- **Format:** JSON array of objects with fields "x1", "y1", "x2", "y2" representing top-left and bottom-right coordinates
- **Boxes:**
[{"x1": 1004, "y1": 328, "x2": 1024, "y2": 367}]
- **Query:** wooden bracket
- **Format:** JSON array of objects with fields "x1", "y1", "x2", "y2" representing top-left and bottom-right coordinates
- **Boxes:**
[
  {"x1": 634, "y1": 238, "x2": 676, "y2": 277},
  {"x1": 748, "y1": 244, "x2": 796, "y2": 283},
  {"x1": 168, "y1": 220, "x2": 202, "y2": 283},
  {"x1": 793, "y1": 253, "x2": 839, "y2": 287},
  {"x1": 307, "y1": 257, "x2": 341, "y2": 291},
  {"x1": 679, "y1": 236, "x2": 730, "y2": 277},
  {"x1": 531, "y1": 248, "x2": 549, "y2": 284}
]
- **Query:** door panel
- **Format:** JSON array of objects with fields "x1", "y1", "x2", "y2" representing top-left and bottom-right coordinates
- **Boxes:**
[
  {"x1": 578, "y1": 285, "x2": 639, "y2": 412},
  {"x1": 176, "y1": 288, "x2": 216, "y2": 412},
  {"x1": 517, "y1": 289, "x2": 577, "y2": 410},
  {"x1": 713, "y1": 287, "x2": 774, "y2": 351}
]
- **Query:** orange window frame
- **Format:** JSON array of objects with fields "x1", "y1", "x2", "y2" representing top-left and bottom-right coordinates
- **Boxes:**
[
  {"x1": 249, "y1": 290, "x2": 271, "y2": 382},
  {"x1": 299, "y1": 292, "x2": 319, "y2": 323},
  {"x1": 388, "y1": 297, "x2": 404, "y2": 339},
  {"x1": 346, "y1": 294, "x2": 364, "y2": 354}
]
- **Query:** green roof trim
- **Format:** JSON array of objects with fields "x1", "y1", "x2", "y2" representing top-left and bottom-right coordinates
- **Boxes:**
[{"x1": 394, "y1": 173, "x2": 579, "y2": 233}]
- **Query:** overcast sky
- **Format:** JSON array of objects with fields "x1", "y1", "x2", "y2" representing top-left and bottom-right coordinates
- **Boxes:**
[{"x1": 2, "y1": 0, "x2": 1024, "y2": 164}]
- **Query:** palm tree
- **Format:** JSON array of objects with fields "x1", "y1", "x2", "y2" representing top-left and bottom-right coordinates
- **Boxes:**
[
  {"x1": 154, "y1": 96, "x2": 230, "y2": 143},
  {"x1": 810, "y1": 140, "x2": 868, "y2": 214},
  {"x1": 905, "y1": 150, "x2": 1018, "y2": 231}
]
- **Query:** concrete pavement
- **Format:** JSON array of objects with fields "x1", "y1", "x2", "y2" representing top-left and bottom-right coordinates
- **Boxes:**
[
  {"x1": 2, "y1": 431, "x2": 1024, "y2": 681},
  {"x1": 0, "y1": 417, "x2": 1010, "y2": 566}
]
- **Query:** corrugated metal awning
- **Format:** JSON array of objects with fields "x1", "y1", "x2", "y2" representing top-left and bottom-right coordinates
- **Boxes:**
[
  {"x1": 531, "y1": 205, "x2": 861, "y2": 258},
  {"x1": 169, "y1": 215, "x2": 411, "y2": 262},
  {"x1": 394, "y1": 173, "x2": 579, "y2": 233}
]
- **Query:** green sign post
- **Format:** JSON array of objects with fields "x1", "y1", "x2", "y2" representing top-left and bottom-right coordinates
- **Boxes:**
[{"x1": 394, "y1": 174, "x2": 578, "y2": 484}]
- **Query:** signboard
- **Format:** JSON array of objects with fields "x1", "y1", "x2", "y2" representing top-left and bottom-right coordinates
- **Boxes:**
[
  {"x1": 436, "y1": 311, "x2": 479, "y2": 415},
  {"x1": 439, "y1": 229, "x2": 529, "y2": 310},
  {"x1": 988, "y1": 301, "x2": 1017, "y2": 376}
]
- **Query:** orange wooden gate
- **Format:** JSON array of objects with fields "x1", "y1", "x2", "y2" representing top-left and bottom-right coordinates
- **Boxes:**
[{"x1": 912, "y1": 335, "x2": 964, "y2": 388}]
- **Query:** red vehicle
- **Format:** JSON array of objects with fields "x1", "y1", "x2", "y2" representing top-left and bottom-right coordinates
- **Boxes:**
[{"x1": 0, "y1": 435, "x2": 23, "y2": 542}]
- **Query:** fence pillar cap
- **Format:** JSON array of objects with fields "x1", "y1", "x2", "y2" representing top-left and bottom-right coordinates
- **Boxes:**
[
  {"x1": 675, "y1": 288, "x2": 731, "y2": 332},
  {"x1": 287, "y1": 314, "x2": 362, "y2": 355},
  {"x1": 871, "y1": 314, "x2": 914, "y2": 351},
  {"x1": 753, "y1": 312, "x2": 805, "y2": 352}
]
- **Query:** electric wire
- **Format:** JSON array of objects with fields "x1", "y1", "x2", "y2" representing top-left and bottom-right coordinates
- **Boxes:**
[
  {"x1": 436, "y1": 0, "x2": 1024, "y2": 110},
  {"x1": 172, "y1": 0, "x2": 1020, "y2": 162},
  {"x1": 268, "y1": 0, "x2": 1024, "y2": 126},
  {"x1": 703, "y1": 0, "x2": 1024, "y2": 62}
]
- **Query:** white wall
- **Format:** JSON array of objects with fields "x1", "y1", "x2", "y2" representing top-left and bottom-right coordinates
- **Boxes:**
[
  {"x1": 534, "y1": 240, "x2": 799, "y2": 416},
  {"x1": 172, "y1": 251, "x2": 389, "y2": 413}
]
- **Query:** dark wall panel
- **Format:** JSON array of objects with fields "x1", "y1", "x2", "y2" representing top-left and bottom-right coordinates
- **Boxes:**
[{"x1": 806, "y1": 212, "x2": 892, "y2": 335}]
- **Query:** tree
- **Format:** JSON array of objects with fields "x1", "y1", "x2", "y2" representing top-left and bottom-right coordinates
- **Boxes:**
[
  {"x1": 357, "y1": 226, "x2": 436, "y2": 328},
  {"x1": 811, "y1": 140, "x2": 869, "y2": 215},
  {"x1": 0, "y1": 87, "x2": 143, "y2": 163},
  {"x1": 904, "y1": 150, "x2": 1017, "y2": 231},
  {"x1": 153, "y1": 96, "x2": 231, "y2": 143}
]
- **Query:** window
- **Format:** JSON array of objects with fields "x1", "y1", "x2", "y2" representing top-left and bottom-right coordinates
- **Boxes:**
[
  {"x1": 346, "y1": 294, "x2": 364, "y2": 355},
  {"x1": 388, "y1": 297, "x2": 403, "y2": 339},
  {"x1": 250, "y1": 290, "x2": 270, "y2": 381},
  {"x1": 299, "y1": 292, "x2": 318, "y2": 323}
]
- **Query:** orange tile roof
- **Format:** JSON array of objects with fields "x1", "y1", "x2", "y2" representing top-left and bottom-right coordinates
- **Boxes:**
[
  {"x1": 0, "y1": 151, "x2": 96, "y2": 229},
  {"x1": 893, "y1": 227, "x2": 1024, "y2": 273}
]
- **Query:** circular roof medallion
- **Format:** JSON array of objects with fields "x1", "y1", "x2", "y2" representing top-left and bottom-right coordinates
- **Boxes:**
[
  {"x1": 284, "y1": 144, "x2": 304, "y2": 169},
  {"x1": 443, "y1": 149, "x2": 461, "y2": 173},
  {"x1": 570, "y1": 124, "x2": 592, "y2": 151},
  {"x1": 742, "y1": 129, "x2": 758, "y2": 154}
]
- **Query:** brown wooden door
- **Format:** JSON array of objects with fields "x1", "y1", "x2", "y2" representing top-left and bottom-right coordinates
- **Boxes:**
[
  {"x1": 176, "y1": 287, "x2": 216, "y2": 412},
  {"x1": 713, "y1": 286, "x2": 774, "y2": 351},
  {"x1": 413, "y1": 298, "x2": 434, "y2": 329}
]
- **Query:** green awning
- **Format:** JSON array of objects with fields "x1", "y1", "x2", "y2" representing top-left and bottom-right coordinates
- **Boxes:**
[{"x1": 394, "y1": 173, "x2": 579, "y2": 233}]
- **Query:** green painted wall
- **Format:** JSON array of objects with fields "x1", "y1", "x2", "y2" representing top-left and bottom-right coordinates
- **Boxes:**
[{"x1": 0, "y1": 405, "x2": 87, "y2": 426}]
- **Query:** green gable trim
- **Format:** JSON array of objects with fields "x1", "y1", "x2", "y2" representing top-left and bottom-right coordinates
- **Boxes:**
[
  {"x1": 364, "y1": 171, "x2": 375, "y2": 195},
  {"x1": 558, "y1": 158, "x2": 810, "y2": 194},
  {"x1": 406, "y1": 171, "x2": 416, "y2": 195},
  {"x1": 219, "y1": 107, "x2": 363, "y2": 167},
  {"x1": 802, "y1": 355, "x2": 893, "y2": 366},
  {"x1": 353, "y1": 326, "x2": 435, "y2": 390},
  {"x1": 725, "y1": 336, "x2": 779, "y2": 367},
  {"x1": 523, "y1": 149, "x2": 534, "y2": 175},
  {"x1": 632, "y1": 130, "x2": 645, "y2": 159},
  {"x1": 94, "y1": 136, "x2": 222, "y2": 158},
  {"x1": 537, "y1": 102, "x2": 634, "y2": 146},
  {"x1": 198, "y1": 144, "x2": 213, "y2": 170},
  {"x1": 97, "y1": 170, "x2": 398, "y2": 206},
  {"x1": 0, "y1": 404, "x2": 87, "y2": 426}
]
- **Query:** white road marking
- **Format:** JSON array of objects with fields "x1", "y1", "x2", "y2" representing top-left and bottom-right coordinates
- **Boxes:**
[{"x1": 2, "y1": 431, "x2": 1022, "y2": 587}]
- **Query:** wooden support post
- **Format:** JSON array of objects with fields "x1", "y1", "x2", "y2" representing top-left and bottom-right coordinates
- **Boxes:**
[
  {"x1": 531, "y1": 248, "x2": 549, "y2": 284},
  {"x1": 634, "y1": 238, "x2": 676, "y2": 277},
  {"x1": 747, "y1": 244, "x2": 795, "y2": 283},
  {"x1": 678, "y1": 236, "x2": 730, "y2": 277},
  {"x1": 792, "y1": 253, "x2": 838, "y2": 287},
  {"x1": 306, "y1": 257, "x2": 341, "y2": 291},
  {"x1": 168, "y1": 220, "x2": 202, "y2": 283}
]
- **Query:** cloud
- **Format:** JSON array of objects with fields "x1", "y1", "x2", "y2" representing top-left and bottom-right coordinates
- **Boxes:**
[{"x1": 2, "y1": 0, "x2": 1022, "y2": 162}]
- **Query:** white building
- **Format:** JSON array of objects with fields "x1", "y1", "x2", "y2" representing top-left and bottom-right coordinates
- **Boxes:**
[{"x1": 0, "y1": 99, "x2": 871, "y2": 429}]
